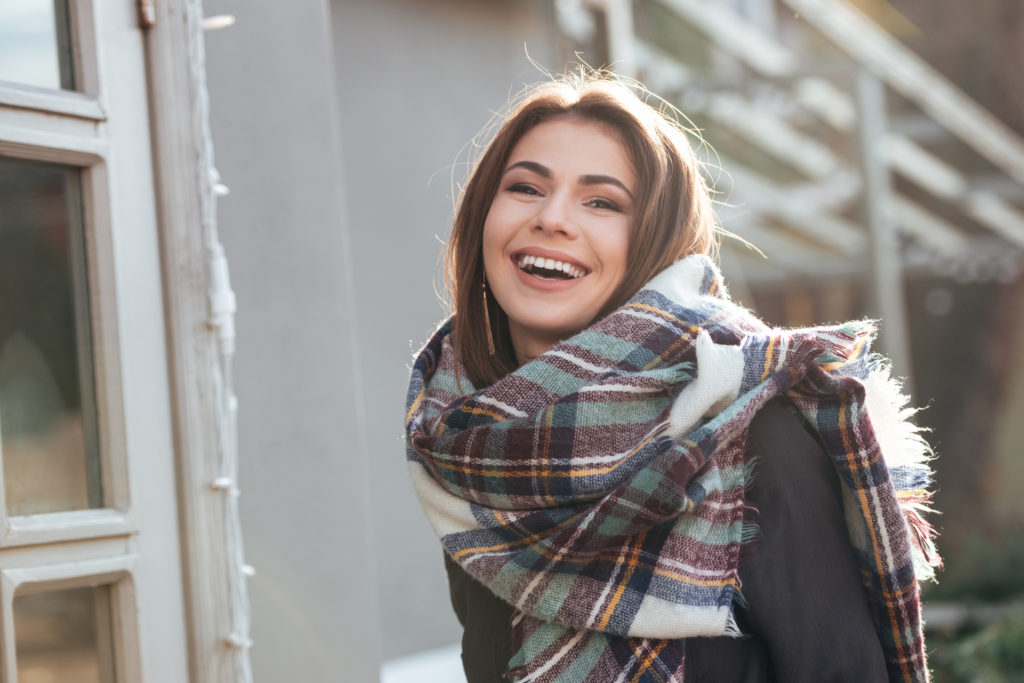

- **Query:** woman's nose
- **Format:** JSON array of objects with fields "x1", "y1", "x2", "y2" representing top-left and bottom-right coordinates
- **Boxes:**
[{"x1": 533, "y1": 194, "x2": 579, "y2": 238}]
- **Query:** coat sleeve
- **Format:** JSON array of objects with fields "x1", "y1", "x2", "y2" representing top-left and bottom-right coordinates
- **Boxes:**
[
  {"x1": 444, "y1": 551, "x2": 516, "y2": 682},
  {"x1": 734, "y1": 398, "x2": 889, "y2": 682}
]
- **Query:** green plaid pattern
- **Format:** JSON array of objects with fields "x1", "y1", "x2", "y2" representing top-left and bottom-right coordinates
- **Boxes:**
[{"x1": 406, "y1": 255, "x2": 938, "y2": 682}]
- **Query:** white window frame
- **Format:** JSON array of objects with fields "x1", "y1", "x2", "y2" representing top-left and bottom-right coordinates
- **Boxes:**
[
  {"x1": 0, "y1": 554, "x2": 142, "y2": 683},
  {"x1": 0, "y1": 0, "x2": 249, "y2": 677},
  {"x1": 0, "y1": 138, "x2": 134, "y2": 548},
  {"x1": 0, "y1": 0, "x2": 237, "y2": 678},
  {"x1": 0, "y1": 0, "x2": 135, "y2": 543},
  {"x1": 0, "y1": 0, "x2": 100, "y2": 110}
]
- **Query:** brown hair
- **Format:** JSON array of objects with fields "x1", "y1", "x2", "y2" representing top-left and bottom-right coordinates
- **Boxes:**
[{"x1": 445, "y1": 71, "x2": 721, "y2": 387}]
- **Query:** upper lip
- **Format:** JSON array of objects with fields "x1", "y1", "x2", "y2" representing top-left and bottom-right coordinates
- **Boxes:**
[{"x1": 511, "y1": 247, "x2": 590, "y2": 274}]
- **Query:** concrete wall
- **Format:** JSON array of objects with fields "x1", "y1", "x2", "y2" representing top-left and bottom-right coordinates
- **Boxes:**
[
  {"x1": 329, "y1": 0, "x2": 561, "y2": 660},
  {"x1": 203, "y1": 0, "x2": 380, "y2": 681},
  {"x1": 202, "y1": 0, "x2": 568, "y2": 675}
]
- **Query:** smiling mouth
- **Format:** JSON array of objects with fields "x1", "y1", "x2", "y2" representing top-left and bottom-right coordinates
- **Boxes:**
[{"x1": 516, "y1": 254, "x2": 588, "y2": 280}]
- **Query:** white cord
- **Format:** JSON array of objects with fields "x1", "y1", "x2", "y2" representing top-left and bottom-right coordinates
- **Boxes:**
[{"x1": 188, "y1": 1, "x2": 253, "y2": 680}]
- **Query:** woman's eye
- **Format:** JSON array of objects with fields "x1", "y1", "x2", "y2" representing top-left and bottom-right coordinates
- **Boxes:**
[
  {"x1": 588, "y1": 198, "x2": 622, "y2": 212},
  {"x1": 507, "y1": 183, "x2": 540, "y2": 195}
]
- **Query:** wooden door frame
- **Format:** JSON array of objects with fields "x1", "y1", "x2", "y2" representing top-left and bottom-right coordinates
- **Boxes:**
[{"x1": 143, "y1": 2, "x2": 252, "y2": 681}]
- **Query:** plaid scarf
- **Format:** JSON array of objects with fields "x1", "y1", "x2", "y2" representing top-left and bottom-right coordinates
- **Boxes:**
[{"x1": 405, "y1": 255, "x2": 939, "y2": 682}]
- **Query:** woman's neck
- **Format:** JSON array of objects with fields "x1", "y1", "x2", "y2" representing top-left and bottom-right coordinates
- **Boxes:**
[{"x1": 509, "y1": 326, "x2": 562, "y2": 367}]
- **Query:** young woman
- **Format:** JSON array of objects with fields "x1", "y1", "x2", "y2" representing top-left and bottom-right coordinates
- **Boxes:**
[{"x1": 405, "y1": 73, "x2": 939, "y2": 683}]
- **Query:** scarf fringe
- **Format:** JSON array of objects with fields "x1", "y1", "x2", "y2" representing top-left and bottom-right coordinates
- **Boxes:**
[
  {"x1": 739, "y1": 458, "x2": 762, "y2": 549},
  {"x1": 862, "y1": 362, "x2": 942, "y2": 581}
]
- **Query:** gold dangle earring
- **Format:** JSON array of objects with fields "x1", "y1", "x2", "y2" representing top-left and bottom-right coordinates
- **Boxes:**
[{"x1": 482, "y1": 280, "x2": 496, "y2": 356}]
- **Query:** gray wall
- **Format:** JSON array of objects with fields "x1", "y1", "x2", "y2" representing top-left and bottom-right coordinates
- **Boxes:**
[
  {"x1": 203, "y1": 0, "x2": 568, "y2": 675},
  {"x1": 203, "y1": 0, "x2": 380, "y2": 681},
  {"x1": 329, "y1": 0, "x2": 561, "y2": 660}
]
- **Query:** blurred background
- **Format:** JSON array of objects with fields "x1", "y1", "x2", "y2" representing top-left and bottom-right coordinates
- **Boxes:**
[{"x1": 195, "y1": 0, "x2": 1024, "y2": 680}]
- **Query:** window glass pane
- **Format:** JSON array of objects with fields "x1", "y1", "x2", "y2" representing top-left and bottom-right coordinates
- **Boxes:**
[
  {"x1": 14, "y1": 585, "x2": 115, "y2": 683},
  {"x1": 0, "y1": 157, "x2": 102, "y2": 515},
  {"x1": 0, "y1": 0, "x2": 75, "y2": 90}
]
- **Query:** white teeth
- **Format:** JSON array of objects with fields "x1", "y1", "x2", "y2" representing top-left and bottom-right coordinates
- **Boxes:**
[{"x1": 516, "y1": 254, "x2": 587, "y2": 279}]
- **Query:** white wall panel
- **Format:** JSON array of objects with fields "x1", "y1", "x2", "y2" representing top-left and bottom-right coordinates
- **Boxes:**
[
  {"x1": 329, "y1": 0, "x2": 560, "y2": 661},
  {"x1": 203, "y1": 0, "x2": 381, "y2": 680}
]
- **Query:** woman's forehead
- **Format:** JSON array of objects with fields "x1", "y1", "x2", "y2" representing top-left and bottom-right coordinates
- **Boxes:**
[{"x1": 505, "y1": 119, "x2": 636, "y2": 185}]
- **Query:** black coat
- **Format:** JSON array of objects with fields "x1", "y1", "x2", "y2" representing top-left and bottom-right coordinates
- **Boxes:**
[{"x1": 443, "y1": 398, "x2": 889, "y2": 682}]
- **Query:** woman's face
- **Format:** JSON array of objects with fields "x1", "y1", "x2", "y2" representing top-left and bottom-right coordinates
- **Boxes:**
[{"x1": 482, "y1": 118, "x2": 636, "y2": 363}]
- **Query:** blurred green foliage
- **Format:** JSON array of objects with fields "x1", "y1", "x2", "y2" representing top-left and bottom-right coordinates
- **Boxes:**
[
  {"x1": 930, "y1": 607, "x2": 1024, "y2": 683},
  {"x1": 926, "y1": 529, "x2": 1024, "y2": 681},
  {"x1": 925, "y1": 531, "x2": 1024, "y2": 603}
]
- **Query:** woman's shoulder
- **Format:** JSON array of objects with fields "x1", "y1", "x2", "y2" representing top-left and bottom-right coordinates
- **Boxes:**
[{"x1": 746, "y1": 396, "x2": 823, "y2": 463}]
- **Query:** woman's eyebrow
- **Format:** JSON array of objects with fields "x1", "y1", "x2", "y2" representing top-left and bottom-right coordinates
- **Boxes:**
[
  {"x1": 504, "y1": 160, "x2": 551, "y2": 177},
  {"x1": 580, "y1": 174, "x2": 634, "y2": 202}
]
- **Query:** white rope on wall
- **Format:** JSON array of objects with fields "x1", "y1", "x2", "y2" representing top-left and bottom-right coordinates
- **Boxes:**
[{"x1": 186, "y1": 1, "x2": 253, "y2": 680}]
